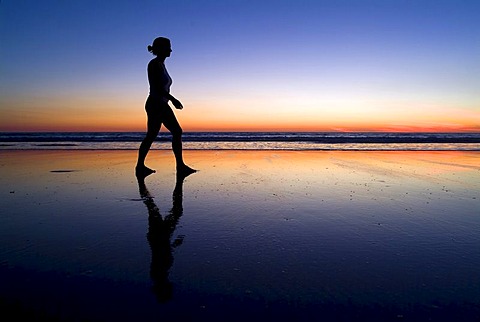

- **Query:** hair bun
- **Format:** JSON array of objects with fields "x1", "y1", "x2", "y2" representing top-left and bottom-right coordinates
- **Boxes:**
[{"x1": 147, "y1": 45, "x2": 153, "y2": 52}]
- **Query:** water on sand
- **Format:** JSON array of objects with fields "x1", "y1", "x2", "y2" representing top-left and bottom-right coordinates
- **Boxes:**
[{"x1": 1, "y1": 150, "x2": 479, "y2": 320}]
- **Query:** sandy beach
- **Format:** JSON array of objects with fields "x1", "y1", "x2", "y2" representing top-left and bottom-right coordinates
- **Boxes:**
[{"x1": 1, "y1": 150, "x2": 479, "y2": 321}]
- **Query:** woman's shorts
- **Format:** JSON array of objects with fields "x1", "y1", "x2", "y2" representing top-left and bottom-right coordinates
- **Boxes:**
[{"x1": 145, "y1": 96, "x2": 171, "y2": 119}]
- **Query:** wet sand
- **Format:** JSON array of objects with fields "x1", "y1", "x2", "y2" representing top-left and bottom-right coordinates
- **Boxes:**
[{"x1": 1, "y1": 150, "x2": 479, "y2": 321}]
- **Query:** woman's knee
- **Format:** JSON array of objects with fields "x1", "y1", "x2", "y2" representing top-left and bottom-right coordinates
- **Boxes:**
[
  {"x1": 144, "y1": 131, "x2": 159, "y2": 142},
  {"x1": 172, "y1": 127, "x2": 183, "y2": 138}
]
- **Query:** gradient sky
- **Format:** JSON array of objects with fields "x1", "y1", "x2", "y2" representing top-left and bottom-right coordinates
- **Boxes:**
[{"x1": 1, "y1": 0, "x2": 479, "y2": 132}]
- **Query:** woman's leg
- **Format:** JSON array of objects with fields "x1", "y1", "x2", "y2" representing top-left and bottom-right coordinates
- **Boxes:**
[
  {"x1": 136, "y1": 109, "x2": 161, "y2": 176},
  {"x1": 162, "y1": 107, "x2": 196, "y2": 174}
]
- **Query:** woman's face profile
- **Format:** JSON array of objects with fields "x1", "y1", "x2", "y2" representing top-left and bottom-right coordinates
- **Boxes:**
[{"x1": 159, "y1": 44, "x2": 172, "y2": 58}]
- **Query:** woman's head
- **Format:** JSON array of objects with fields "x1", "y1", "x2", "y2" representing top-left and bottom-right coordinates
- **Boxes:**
[{"x1": 148, "y1": 37, "x2": 172, "y2": 57}]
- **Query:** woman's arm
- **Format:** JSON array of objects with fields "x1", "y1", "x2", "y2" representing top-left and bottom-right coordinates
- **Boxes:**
[{"x1": 166, "y1": 93, "x2": 183, "y2": 110}]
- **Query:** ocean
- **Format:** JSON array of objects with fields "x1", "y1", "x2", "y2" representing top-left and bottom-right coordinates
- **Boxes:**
[{"x1": 0, "y1": 132, "x2": 479, "y2": 151}]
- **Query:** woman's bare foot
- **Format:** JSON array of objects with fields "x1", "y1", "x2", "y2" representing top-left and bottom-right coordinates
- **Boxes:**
[
  {"x1": 136, "y1": 165, "x2": 156, "y2": 178},
  {"x1": 177, "y1": 164, "x2": 196, "y2": 176}
]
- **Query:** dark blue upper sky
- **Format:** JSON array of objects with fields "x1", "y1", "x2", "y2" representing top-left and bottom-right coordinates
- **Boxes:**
[{"x1": 1, "y1": 0, "x2": 479, "y2": 131}]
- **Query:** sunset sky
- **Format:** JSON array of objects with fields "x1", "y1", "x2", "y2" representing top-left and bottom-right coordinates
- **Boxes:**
[{"x1": 1, "y1": 0, "x2": 479, "y2": 132}]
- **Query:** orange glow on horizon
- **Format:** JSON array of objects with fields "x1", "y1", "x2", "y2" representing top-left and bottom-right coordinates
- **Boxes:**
[
  {"x1": 2, "y1": 122, "x2": 477, "y2": 133},
  {"x1": 2, "y1": 117, "x2": 479, "y2": 133},
  {"x1": 1, "y1": 97, "x2": 478, "y2": 133}
]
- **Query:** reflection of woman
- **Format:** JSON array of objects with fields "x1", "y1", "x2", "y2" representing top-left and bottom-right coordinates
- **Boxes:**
[
  {"x1": 136, "y1": 37, "x2": 195, "y2": 178},
  {"x1": 137, "y1": 174, "x2": 188, "y2": 302}
]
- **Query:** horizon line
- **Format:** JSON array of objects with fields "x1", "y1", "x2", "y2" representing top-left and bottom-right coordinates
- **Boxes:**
[{"x1": 1, "y1": 130, "x2": 479, "y2": 134}]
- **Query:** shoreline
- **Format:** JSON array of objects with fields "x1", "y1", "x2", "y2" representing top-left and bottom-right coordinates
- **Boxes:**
[
  {"x1": 1, "y1": 146, "x2": 480, "y2": 151},
  {"x1": 2, "y1": 132, "x2": 479, "y2": 152}
]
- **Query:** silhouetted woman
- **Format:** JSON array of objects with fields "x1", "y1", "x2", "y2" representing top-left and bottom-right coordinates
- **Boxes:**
[{"x1": 136, "y1": 37, "x2": 196, "y2": 178}]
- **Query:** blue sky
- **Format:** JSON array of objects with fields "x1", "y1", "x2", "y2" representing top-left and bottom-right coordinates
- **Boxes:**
[{"x1": 1, "y1": 0, "x2": 479, "y2": 131}]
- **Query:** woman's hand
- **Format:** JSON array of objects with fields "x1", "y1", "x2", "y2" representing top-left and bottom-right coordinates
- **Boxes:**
[{"x1": 171, "y1": 98, "x2": 184, "y2": 110}]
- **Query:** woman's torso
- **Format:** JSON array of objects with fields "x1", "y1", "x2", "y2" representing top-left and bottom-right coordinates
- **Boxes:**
[{"x1": 148, "y1": 58, "x2": 172, "y2": 103}]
